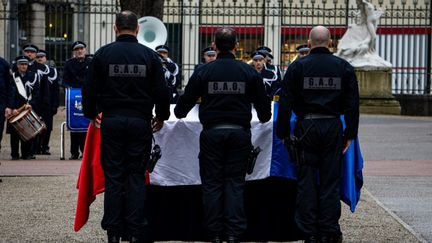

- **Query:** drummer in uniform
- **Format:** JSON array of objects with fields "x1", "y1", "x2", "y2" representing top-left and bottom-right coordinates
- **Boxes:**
[
  {"x1": 13, "y1": 44, "x2": 51, "y2": 158},
  {"x1": 5, "y1": 56, "x2": 40, "y2": 160},
  {"x1": 252, "y1": 50, "x2": 282, "y2": 98},
  {"x1": 63, "y1": 41, "x2": 92, "y2": 160},
  {"x1": 35, "y1": 50, "x2": 60, "y2": 155}
]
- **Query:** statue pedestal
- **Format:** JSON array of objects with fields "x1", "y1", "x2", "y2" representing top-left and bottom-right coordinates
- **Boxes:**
[{"x1": 355, "y1": 67, "x2": 401, "y2": 115}]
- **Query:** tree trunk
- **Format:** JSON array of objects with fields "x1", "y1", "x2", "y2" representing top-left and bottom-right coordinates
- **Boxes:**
[{"x1": 119, "y1": 0, "x2": 165, "y2": 20}]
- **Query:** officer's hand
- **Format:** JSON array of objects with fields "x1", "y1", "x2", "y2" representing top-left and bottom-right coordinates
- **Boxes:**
[
  {"x1": 25, "y1": 104, "x2": 32, "y2": 111},
  {"x1": 152, "y1": 117, "x2": 164, "y2": 133},
  {"x1": 342, "y1": 139, "x2": 352, "y2": 155},
  {"x1": 5, "y1": 108, "x2": 13, "y2": 119},
  {"x1": 91, "y1": 115, "x2": 101, "y2": 128}
]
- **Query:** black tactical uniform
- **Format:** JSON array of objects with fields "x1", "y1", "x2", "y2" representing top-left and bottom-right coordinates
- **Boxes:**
[
  {"x1": 175, "y1": 51, "x2": 271, "y2": 242},
  {"x1": 276, "y1": 47, "x2": 359, "y2": 242},
  {"x1": 63, "y1": 54, "x2": 92, "y2": 159},
  {"x1": 82, "y1": 34, "x2": 170, "y2": 241}
]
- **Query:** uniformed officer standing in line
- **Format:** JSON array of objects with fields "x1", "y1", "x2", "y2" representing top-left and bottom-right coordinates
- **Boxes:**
[
  {"x1": 256, "y1": 46, "x2": 283, "y2": 83},
  {"x1": 276, "y1": 26, "x2": 359, "y2": 243},
  {"x1": 35, "y1": 50, "x2": 60, "y2": 155},
  {"x1": 63, "y1": 41, "x2": 92, "y2": 160},
  {"x1": 6, "y1": 56, "x2": 40, "y2": 160},
  {"x1": 82, "y1": 10, "x2": 170, "y2": 243},
  {"x1": 155, "y1": 44, "x2": 181, "y2": 103},
  {"x1": 175, "y1": 27, "x2": 271, "y2": 243},
  {"x1": 0, "y1": 56, "x2": 11, "y2": 154},
  {"x1": 294, "y1": 44, "x2": 311, "y2": 61},
  {"x1": 251, "y1": 50, "x2": 282, "y2": 98},
  {"x1": 14, "y1": 44, "x2": 51, "y2": 158}
]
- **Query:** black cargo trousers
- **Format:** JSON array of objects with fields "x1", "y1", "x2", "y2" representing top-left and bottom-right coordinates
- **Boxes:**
[
  {"x1": 100, "y1": 114, "x2": 152, "y2": 240},
  {"x1": 293, "y1": 117, "x2": 344, "y2": 239},
  {"x1": 199, "y1": 127, "x2": 252, "y2": 240}
]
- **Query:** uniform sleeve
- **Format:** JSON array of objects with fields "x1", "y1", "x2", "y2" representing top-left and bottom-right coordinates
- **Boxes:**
[
  {"x1": 149, "y1": 54, "x2": 171, "y2": 121},
  {"x1": 82, "y1": 56, "x2": 99, "y2": 119},
  {"x1": 50, "y1": 68, "x2": 60, "y2": 110},
  {"x1": 62, "y1": 61, "x2": 72, "y2": 87},
  {"x1": 29, "y1": 73, "x2": 40, "y2": 114},
  {"x1": 342, "y1": 63, "x2": 360, "y2": 139},
  {"x1": 276, "y1": 63, "x2": 298, "y2": 139},
  {"x1": 174, "y1": 71, "x2": 202, "y2": 119},
  {"x1": 251, "y1": 72, "x2": 272, "y2": 123},
  {"x1": 0, "y1": 60, "x2": 9, "y2": 108}
]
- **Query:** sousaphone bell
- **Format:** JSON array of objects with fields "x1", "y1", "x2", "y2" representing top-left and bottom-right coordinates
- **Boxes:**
[{"x1": 137, "y1": 16, "x2": 168, "y2": 50}]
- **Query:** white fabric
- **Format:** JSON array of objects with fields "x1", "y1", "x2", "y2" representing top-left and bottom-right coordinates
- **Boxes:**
[
  {"x1": 13, "y1": 74, "x2": 28, "y2": 100},
  {"x1": 151, "y1": 104, "x2": 274, "y2": 186}
]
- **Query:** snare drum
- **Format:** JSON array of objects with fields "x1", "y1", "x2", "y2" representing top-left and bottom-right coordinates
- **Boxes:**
[{"x1": 9, "y1": 109, "x2": 46, "y2": 141}]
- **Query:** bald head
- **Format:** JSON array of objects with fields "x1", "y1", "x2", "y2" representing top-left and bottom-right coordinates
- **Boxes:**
[{"x1": 308, "y1": 26, "x2": 331, "y2": 48}]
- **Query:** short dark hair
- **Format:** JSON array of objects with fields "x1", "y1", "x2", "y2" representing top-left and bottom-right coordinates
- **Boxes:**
[
  {"x1": 115, "y1": 10, "x2": 138, "y2": 32},
  {"x1": 214, "y1": 27, "x2": 237, "y2": 52}
]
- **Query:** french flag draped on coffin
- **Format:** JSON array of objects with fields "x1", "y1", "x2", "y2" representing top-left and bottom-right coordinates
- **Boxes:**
[{"x1": 74, "y1": 103, "x2": 363, "y2": 241}]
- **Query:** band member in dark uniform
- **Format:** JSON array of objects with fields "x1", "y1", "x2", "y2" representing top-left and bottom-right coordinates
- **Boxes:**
[
  {"x1": 296, "y1": 44, "x2": 311, "y2": 59},
  {"x1": 276, "y1": 26, "x2": 359, "y2": 243},
  {"x1": 175, "y1": 27, "x2": 271, "y2": 243},
  {"x1": 5, "y1": 56, "x2": 39, "y2": 160},
  {"x1": 35, "y1": 50, "x2": 60, "y2": 155},
  {"x1": 83, "y1": 10, "x2": 170, "y2": 243},
  {"x1": 252, "y1": 50, "x2": 282, "y2": 98},
  {"x1": 63, "y1": 41, "x2": 92, "y2": 160},
  {"x1": 0, "y1": 56, "x2": 11, "y2": 154},
  {"x1": 196, "y1": 46, "x2": 217, "y2": 69},
  {"x1": 256, "y1": 45, "x2": 283, "y2": 82},
  {"x1": 155, "y1": 44, "x2": 181, "y2": 103}
]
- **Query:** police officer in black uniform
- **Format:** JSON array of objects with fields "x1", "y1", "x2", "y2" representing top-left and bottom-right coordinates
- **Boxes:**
[
  {"x1": 175, "y1": 27, "x2": 271, "y2": 243},
  {"x1": 35, "y1": 50, "x2": 60, "y2": 155},
  {"x1": 63, "y1": 41, "x2": 92, "y2": 160},
  {"x1": 251, "y1": 50, "x2": 282, "y2": 98},
  {"x1": 82, "y1": 10, "x2": 170, "y2": 243},
  {"x1": 256, "y1": 46, "x2": 283, "y2": 83},
  {"x1": 276, "y1": 26, "x2": 359, "y2": 243},
  {"x1": 155, "y1": 44, "x2": 181, "y2": 103},
  {"x1": 6, "y1": 56, "x2": 40, "y2": 160}
]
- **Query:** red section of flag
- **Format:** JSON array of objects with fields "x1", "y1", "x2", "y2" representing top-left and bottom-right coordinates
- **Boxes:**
[
  {"x1": 73, "y1": 122, "x2": 151, "y2": 232},
  {"x1": 73, "y1": 123, "x2": 105, "y2": 232}
]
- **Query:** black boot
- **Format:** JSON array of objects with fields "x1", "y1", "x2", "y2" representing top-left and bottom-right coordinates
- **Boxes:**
[
  {"x1": 107, "y1": 231, "x2": 120, "y2": 243},
  {"x1": 320, "y1": 234, "x2": 343, "y2": 243},
  {"x1": 304, "y1": 235, "x2": 319, "y2": 243},
  {"x1": 210, "y1": 235, "x2": 222, "y2": 243},
  {"x1": 226, "y1": 235, "x2": 240, "y2": 243}
]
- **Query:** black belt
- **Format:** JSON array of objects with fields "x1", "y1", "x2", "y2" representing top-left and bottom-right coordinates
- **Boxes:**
[
  {"x1": 210, "y1": 123, "x2": 244, "y2": 129},
  {"x1": 300, "y1": 113, "x2": 337, "y2": 120}
]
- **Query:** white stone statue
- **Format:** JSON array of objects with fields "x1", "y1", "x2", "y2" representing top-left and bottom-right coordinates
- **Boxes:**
[{"x1": 336, "y1": 0, "x2": 392, "y2": 68}]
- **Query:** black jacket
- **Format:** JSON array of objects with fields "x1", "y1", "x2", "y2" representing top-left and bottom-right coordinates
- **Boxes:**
[
  {"x1": 276, "y1": 47, "x2": 360, "y2": 140},
  {"x1": 82, "y1": 34, "x2": 171, "y2": 120},
  {"x1": 0, "y1": 57, "x2": 11, "y2": 110},
  {"x1": 63, "y1": 56, "x2": 92, "y2": 88},
  {"x1": 174, "y1": 52, "x2": 271, "y2": 129}
]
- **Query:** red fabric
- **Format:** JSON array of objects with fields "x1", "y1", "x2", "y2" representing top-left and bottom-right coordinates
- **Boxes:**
[
  {"x1": 74, "y1": 123, "x2": 105, "y2": 232},
  {"x1": 73, "y1": 122, "x2": 151, "y2": 232}
]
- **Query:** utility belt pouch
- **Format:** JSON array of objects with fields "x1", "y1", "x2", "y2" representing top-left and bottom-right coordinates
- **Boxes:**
[{"x1": 247, "y1": 146, "x2": 262, "y2": 175}]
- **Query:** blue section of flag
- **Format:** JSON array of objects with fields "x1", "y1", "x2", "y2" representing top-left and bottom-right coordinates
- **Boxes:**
[
  {"x1": 66, "y1": 88, "x2": 89, "y2": 132},
  {"x1": 270, "y1": 102, "x2": 363, "y2": 212}
]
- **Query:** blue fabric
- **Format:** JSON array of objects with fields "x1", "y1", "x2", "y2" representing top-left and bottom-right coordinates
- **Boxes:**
[
  {"x1": 270, "y1": 102, "x2": 363, "y2": 212},
  {"x1": 66, "y1": 88, "x2": 89, "y2": 132}
]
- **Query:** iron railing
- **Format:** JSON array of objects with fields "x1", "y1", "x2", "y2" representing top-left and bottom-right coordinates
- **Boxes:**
[{"x1": 0, "y1": 0, "x2": 431, "y2": 94}]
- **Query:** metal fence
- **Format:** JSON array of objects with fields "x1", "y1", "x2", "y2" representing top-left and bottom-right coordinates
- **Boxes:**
[{"x1": 1, "y1": 0, "x2": 431, "y2": 94}]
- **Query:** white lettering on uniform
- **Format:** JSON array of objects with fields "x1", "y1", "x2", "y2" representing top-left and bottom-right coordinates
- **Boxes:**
[
  {"x1": 303, "y1": 77, "x2": 341, "y2": 90},
  {"x1": 208, "y1": 81, "x2": 246, "y2": 94},
  {"x1": 109, "y1": 64, "x2": 147, "y2": 77}
]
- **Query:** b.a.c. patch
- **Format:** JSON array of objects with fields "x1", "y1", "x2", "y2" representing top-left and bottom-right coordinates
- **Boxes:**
[
  {"x1": 303, "y1": 77, "x2": 341, "y2": 90},
  {"x1": 109, "y1": 64, "x2": 147, "y2": 77},
  {"x1": 208, "y1": 81, "x2": 246, "y2": 94}
]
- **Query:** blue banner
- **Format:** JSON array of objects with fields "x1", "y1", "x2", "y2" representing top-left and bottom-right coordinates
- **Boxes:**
[{"x1": 66, "y1": 88, "x2": 89, "y2": 132}]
